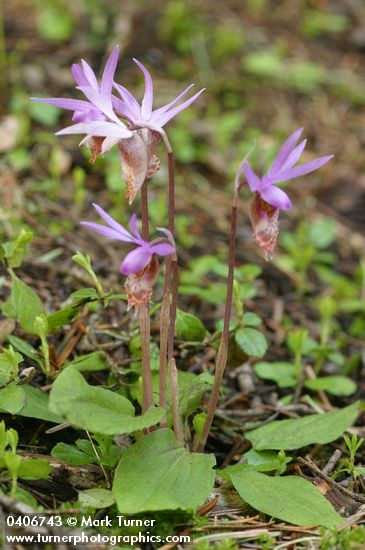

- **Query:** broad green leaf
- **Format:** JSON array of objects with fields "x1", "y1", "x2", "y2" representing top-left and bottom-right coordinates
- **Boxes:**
[
  {"x1": 230, "y1": 471, "x2": 341, "y2": 528},
  {"x1": 17, "y1": 458, "x2": 51, "y2": 479},
  {"x1": 79, "y1": 488, "x2": 115, "y2": 509},
  {"x1": 235, "y1": 328, "x2": 267, "y2": 358},
  {"x1": 254, "y1": 362, "x2": 297, "y2": 388},
  {"x1": 5, "y1": 274, "x2": 43, "y2": 334},
  {"x1": 247, "y1": 401, "x2": 361, "y2": 450},
  {"x1": 0, "y1": 385, "x2": 25, "y2": 414},
  {"x1": 17, "y1": 385, "x2": 64, "y2": 424},
  {"x1": 64, "y1": 351, "x2": 110, "y2": 372},
  {"x1": 304, "y1": 376, "x2": 356, "y2": 397},
  {"x1": 175, "y1": 309, "x2": 206, "y2": 342},
  {"x1": 49, "y1": 366, "x2": 163, "y2": 434},
  {"x1": 51, "y1": 442, "x2": 95, "y2": 466},
  {"x1": 113, "y1": 429, "x2": 216, "y2": 513}
]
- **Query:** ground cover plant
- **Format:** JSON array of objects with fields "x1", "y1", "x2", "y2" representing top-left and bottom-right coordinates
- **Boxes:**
[{"x1": 1, "y1": 1, "x2": 365, "y2": 549}]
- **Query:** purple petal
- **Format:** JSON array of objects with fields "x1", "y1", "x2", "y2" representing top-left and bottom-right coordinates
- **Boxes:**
[
  {"x1": 271, "y1": 155, "x2": 334, "y2": 183},
  {"x1": 80, "y1": 59, "x2": 99, "y2": 91},
  {"x1": 113, "y1": 83, "x2": 141, "y2": 120},
  {"x1": 92, "y1": 203, "x2": 136, "y2": 242},
  {"x1": 242, "y1": 162, "x2": 261, "y2": 192},
  {"x1": 268, "y1": 128, "x2": 303, "y2": 177},
  {"x1": 112, "y1": 95, "x2": 136, "y2": 121},
  {"x1": 120, "y1": 246, "x2": 152, "y2": 275},
  {"x1": 148, "y1": 243, "x2": 175, "y2": 256},
  {"x1": 259, "y1": 185, "x2": 292, "y2": 210},
  {"x1": 77, "y1": 86, "x2": 119, "y2": 123},
  {"x1": 151, "y1": 88, "x2": 205, "y2": 127},
  {"x1": 129, "y1": 214, "x2": 142, "y2": 240},
  {"x1": 280, "y1": 139, "x2": 307, "y2": 172},
  {"x1": 101, "y1": 46, "x2": 119, "y2": 99},
  {"x1": 80, "y1": 221, "x2": 132, "y2": 242},
  {"x1": 31, "y1": 97, "x2": 91, "y2": 111},
  {"x1": 156, "y1": 227, "x2": 175, "y2": 245},
  {"x1": 55, "y1": 120, "x2": 132, "y2": 138},
  {"x1": 133, "y1": 58, "x2": 153, "y2": 120},
  {"x1": 71, "y1": 63, "x2": 89, "y2": 87},
  {"x1": 150, "y1": 84, "x2": 195, "y2": 119}
]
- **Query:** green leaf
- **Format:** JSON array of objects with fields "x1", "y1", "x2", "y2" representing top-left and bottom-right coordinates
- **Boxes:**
[
  {"x1": 0, "y1": 230, "x2": 33, "y2": 268},
  {"x1": 175, "y1": 309, "x2": 206, "y2": 342},
  {"x1": 64, "y1": 351, "x2": 110, "y2": 372},
  {"x1": 219, "y1": 450, "x2": 292, "y2": 479},
  {"x1": 5, "y1": 274, "x2": 43, "y2": 334},
  {"x1": 47, "y1": 306, "x2": 81, "y2": 333},
  {"x1": 246, "y1": 401, "x2": 361, "y2": 450},
  {"x1": 17, "y1": 458, "x2": 51, "y2": 479},
  {"x1": 230, "y1": 471, "x2": 341, "y2": 528},
  {"x1": 79, "y1": 488, "x2": 115, "y2": 509},
  {"x1": 235, "y1": 328, "x2": 267, "y2": 358},
  {"x1": 70, "y1": 288, "x2": 99, "y2": 303},
  {"x1": 0, "y1": 347, "x2": 23, "y2": 386},
  {"x1": 0, "y1": 385, "x2": 25, "y2": 414},
  {"x1": 51, "y1": 442, "x2": 95, "y2": 466},
  {"x1": 113, "y1": 429, "x2": 216, "y2": 513},
  {"x1": 304, "y1": 375, "x2": 357, "y2": 396},
  {"x1": 17, "y1": 385, "x2": 64, "y2": 424},
  {"x1": 254, "y1": 362, "x2": 297, "y2": 388},
  {"x1": 243, "y1": 312, "x2": 262, "y2": 327},
  {"x1": 6, "y1": 335, "x2": 43, "y2": 367},
  {"x1": 49, "y1": 366, "x2": 163, "y2": 434},
  {"x1": 304, "y1": 376, "x2": 357, "y2": 397}
]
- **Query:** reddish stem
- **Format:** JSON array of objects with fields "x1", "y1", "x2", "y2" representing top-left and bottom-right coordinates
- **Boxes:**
[{"x1": 195, "y1": 192, "x2": 238, "y2": 452}]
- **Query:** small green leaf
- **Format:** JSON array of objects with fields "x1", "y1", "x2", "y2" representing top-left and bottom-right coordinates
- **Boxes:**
[
  {"x1": 51, "y1": 442, "x2": 95, "y2": 466},
  {"x1": 0, "y1": 347, "x2": 23, "y2": 386},
  {"x1": 113, "y1": 429, "x2": 216, "y2": 513},
  {"x1": 243, "y1": 312, "x2": 262, "y2": 327},
  {"x1": 5, "y1": 274, "x2": 43, "y2": 334},
  {"x1": 0, "y1": 230, "x2": 33, "y2": 268},
  {"x1": 6, "y1": 335, "x2": 43, "y2": 367},
  {"x1": 47, "y1": 306, "x2": 81, "y2": 332},
  {"x1": 305, "y1": 376, "x2": 357, "y2": 397},
  {"x1": 79, "y1": 488, "x2": 115, "y2": 509},
  {"x1": 175, "y1": 309, "x2": 206, "y2": 342},
  {"x1": 49, "y1": 366, "x2": 163, "y2": 434},
  {"x1": 247, "y1": 401, "x2": 361, "y2": 450},
  {"x1": 254, "y1": 362, "x2": 297, "y2": 388},
  {"x1": 235, "y1": 328, "x2": 267, "y2": 358},
  {"x1": 65, "y1": 351, "x2": 110, "y2": 372},
  {"x1": 230, "y1": 471, "x2": 341, "y2": 528},
  {"x1": 0, "y1": 385, "x2": 25, "y2": 414}
]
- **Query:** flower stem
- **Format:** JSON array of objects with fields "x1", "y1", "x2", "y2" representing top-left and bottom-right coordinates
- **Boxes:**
[
  {"x1": 139, "y1": 179, "x2": 154, "y2": 414},
  {"x1": 167, "y1": 256, "x2": 183, "y2": 442},
  {"x1": 159, "y1": 290, "x2": 170, "y2": 427},
  {"x1": 195, "y1": 190, "x2": 238, "y2": 452},
  {"x1": 139, "y1": 303, "x2": 154, "y2": 413}
]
